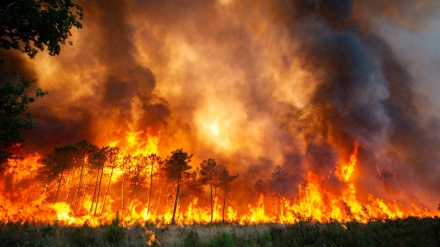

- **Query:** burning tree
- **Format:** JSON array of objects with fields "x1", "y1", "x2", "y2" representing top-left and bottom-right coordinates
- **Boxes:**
[
  {"x1": 270, "y1": 166, "x2": 291, "y2": 220},
  {"x1": 127, "y1": 155, "x2": 149, "y2": 212},
  {"x1": 163, "y1": 149, "x2": 192, "y2": 225},
  {"x1": 38, "y1": 144, "x2": 76, "y2": 203},
  {"x1": 216, "y1": 164, "x2": 238, "y2": 224},
  {"x1": 145, "y1": 153, "x2": 163, "y2": 218},
  {"x1": 71, "y1": 139, "x2": 98, "y2": 210},
  {"x1": 89, "y1": 146, "x2": 109, "y2": 215},
  {"x1": 100, "y1": 146, "x2": 121, "y2": 214},
  {"x1": 199, "y1": 158, "x2": 218, "y2": 224}
]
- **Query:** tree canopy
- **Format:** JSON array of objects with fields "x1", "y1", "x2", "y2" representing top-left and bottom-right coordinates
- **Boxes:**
[
  {"x1": 0, "y1": 76, "x2": 46, "y2": 167},
  {"x1": 0, "y1": 0, "x2": 83, "y2": 58},
  {"x1": 164, "y1": 148, "x2": 193, "y2": 224}
]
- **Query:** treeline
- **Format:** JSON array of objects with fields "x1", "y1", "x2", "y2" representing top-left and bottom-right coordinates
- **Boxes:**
[{"x1": 36, "y1": 140, "x2": 238, "y2": 224}]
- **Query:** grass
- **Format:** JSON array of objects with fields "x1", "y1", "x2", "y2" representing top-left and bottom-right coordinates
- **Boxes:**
[{"x1": 0, "y1": 217, "x2": 439, "y2": 246}]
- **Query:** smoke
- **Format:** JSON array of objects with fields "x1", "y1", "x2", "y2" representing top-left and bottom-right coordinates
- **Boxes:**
[{"x1": 2, "y1": 0, "x2": 440, "y2": 208}]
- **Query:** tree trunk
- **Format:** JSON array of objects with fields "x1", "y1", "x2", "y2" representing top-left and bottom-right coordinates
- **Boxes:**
[
  {"x1": 154, "y1": 171, "x2": 161, "y2": 216},
  {"x1": 101, "y1": 166, "x2": 114, "y2": 214},
  {"x1": 54, "y1": 164, "x2": 66, "y2": 203},
  {"x1": 121, "y1": 175, "x2": 125, "y2": 217},
  {"x1": 89, "y1": 168, "x2": 100, "y2": 213},
  {"x1": 222, "y1": 185, "x2": 227, "y2": 224},
  {"x1": 210, "y1": 182, "x2": 213, "y2": 224},
  {"x1": 94, "y1": 164, "x2": 105, "y2": 215},
  {"x1": 171, "y1": 177, "x2": 181, "y2": 225},
  {"x1": 146, "y1": 163, "x2": 153, "y2": 218},
  {"x1": 71, "y1": 154, "x2": 86, "y2": 208}
]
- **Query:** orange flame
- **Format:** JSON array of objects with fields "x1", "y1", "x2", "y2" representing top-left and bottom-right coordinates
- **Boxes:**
[{"x1": 1, "y1": 137, "x2": 438, "y2": 226}]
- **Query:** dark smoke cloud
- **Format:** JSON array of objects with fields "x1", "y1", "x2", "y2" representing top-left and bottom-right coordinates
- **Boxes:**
[{"x1": 4, "y1": 0, "x2": 170, "y2": 154}]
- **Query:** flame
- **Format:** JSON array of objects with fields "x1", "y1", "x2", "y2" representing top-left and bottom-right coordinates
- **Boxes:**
[{"x1": 1, "y1": 137, "x2": 438, "y2": 226}]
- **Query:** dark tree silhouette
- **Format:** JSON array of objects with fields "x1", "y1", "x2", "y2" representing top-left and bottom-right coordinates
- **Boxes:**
[
  {"x1": 254, "y1": 179, "x2": 268, "y2": 195},
  {"x1": 121, "y1": 154, "x2": 132, "y2": 216},
  {"x1": 71, "y1": 139, "x2": 97, "y2": 209},
  {"x1": 100, "y1": 146, "x2": 121, "y2": 214},
  {"x1": 145, "y1": 153, "x2": 163, "y2": 218},
  {"x1": 127, "y1": 155, "x2": 148, "y2": 212},
  {"x1": 89, "y1": 146, "x2": 108, "y2": 215},
  {"x1": 270, "y1": 166, "x2": 290, "y2": 220},
  {"x1": 0, "y1": 76, "x2": 46, "y2": 168},
  {"x1": 199, "y1": 158, "x2": 218, "y2": 224},
  {"x1": 39, "y1": 144, "x2": 76, "y2": 203},
  {"x1": 270, "y1": 166, "x2": 290, "y2": 196},
  {"x1": 163, "y1": 149, "x2": 192, "y2": 225},
  {"x1": 0, "y1": 0, "x2": 83, "y2": 58},
  {"x1": 0, "y1": 0, "x2": 82, "y2": 168},
  {"x1": 216, "y1": 164, "x2": 238, "y2": 223}
]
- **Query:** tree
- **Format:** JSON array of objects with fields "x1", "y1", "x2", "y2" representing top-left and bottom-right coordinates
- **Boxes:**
[
  {"x1": 89, "y1": 146, "x2": 108, "y2": 215},
  {"x1": 0, "y1": 0, "x2": 82, "y2": 169},
  {"x1": 254, "y1": 179, "x2": 267, "y2": 195},
  {"x1": 270, "y1": 166, "x2": 290, "y2": 197},
  {"x1": 269, "y1": 166, "x2": 291, "y2": 220},
  {"x1": 71, "y1": 139, "x2": 98, "y2": 209},
  {"x1": 121, "y1": 154, "x2": 132, "y2": 216},
  {"x1": 0, "y1": 76, "x2": 46, "y2": 168},
  {"x1": 38, "y1": 144, "x2": 76, "y2": 203},
  {"x1": 199, "y1": 158, "x2": 218, "y2": 224},
  {"x1": 163, "y1": 149, "x2": 192, "y2": 225},
  {"x1": 127, "y1": 155, "x2": 148, "y2": 212},
  {"x1": 216, "y1": 164, "x2": 238, "y2": 223},
  {"x1": 0, "y1": 0, "x2": 83, "y2": 58},
  {"x1": 100, "y1": 146, "x2": 121, "y2": 214},
  {"x1": 145, "y1": 153, "x2": 163, "y2": 218}
]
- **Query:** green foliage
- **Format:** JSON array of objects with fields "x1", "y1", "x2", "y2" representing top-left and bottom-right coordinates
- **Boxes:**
[
  {"x1": 102, "y1": 218, "x2": 125, "y2": 246},
  {"x1": 0, "y1": 0, "x2": 83, "y2": 58},
  {"x1": 0, "y1": 75, "x2": 46, "y2": 167},
  {"x1": 210, "y1": 232, "x2": 235, "y2": 247},
  {"x1": 68, "y1": 223, "x2": 100, "y2": 247},
  {"x1": 184, "y1": 229, "x2": 200, "y2": 247},
  {"x1": 0, "y1": 222, "x2": 56, "y2": 247},
  {"x1": 1, "y1": 218, "x2": 440, "y2": 246}
]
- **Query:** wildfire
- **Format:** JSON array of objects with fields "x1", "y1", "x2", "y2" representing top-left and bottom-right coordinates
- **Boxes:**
[{"x1": 0, "y1": 132, "x2": 438, "y2": 227}]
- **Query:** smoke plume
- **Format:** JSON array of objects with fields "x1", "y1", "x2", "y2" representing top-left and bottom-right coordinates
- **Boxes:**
[{"x1": 2, "y1": 0, "x2": 439, "y2": 209}]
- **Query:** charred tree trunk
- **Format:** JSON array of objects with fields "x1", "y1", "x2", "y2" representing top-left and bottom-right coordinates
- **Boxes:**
[
  {"x1": 210, "y1": 182, "x2": 213, "y2": 224},
  {"x1": 71, "y1": 154, "x2": 86, "y2": 208},
  {"x1": 89, "y1": 168, "x2": 100, "y2": 213},
  {"x1": 54, "y1": 164, "x2": 66, "y2": 203},
  {"x1": 222, "y1": 185, "x2": 227, "y2": 224},
  {"x1": 146, "y1": 163, "x2": 153, "y2": 217},
  {"x1": 154, "y1": 171, "x2": 161, "y2": 216},
  {"x1": 94, "y1": 164, "x2": 105, "y2": 215},
  {"x1": 101, "y1": 166, "x2": 114, "y2": 214},
  {"x1": 171, "y1": 177, "x2": 181, "y2": 225},
  {"x1": 121, "y1": 175, "x2": 125, "y2": 217}
]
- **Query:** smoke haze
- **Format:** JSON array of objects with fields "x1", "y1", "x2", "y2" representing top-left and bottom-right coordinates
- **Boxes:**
[{"x1": 2, "y1": 0, "x2": 440, "y2": 209}]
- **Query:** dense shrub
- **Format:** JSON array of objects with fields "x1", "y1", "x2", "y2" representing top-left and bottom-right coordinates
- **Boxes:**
[
  {"x1": 184, "y1": 229, "x2": 200, "y2": 247},
  {"x1": 210, "y1": 232, "x2": 234, "y2": 247},
  {"x1": 102, "y1": 218, "x2": 125, "y2": 246}
]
